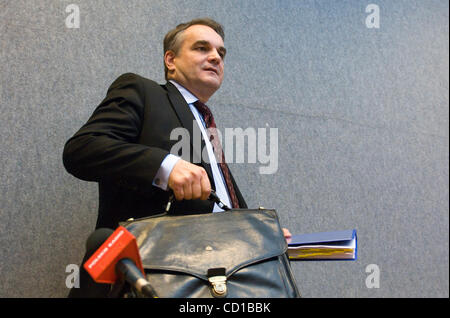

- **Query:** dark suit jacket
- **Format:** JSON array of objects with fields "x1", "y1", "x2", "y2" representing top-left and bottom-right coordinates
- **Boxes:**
[{"x1": 63, "y1": 73, "x2": 247, "y2": 229}]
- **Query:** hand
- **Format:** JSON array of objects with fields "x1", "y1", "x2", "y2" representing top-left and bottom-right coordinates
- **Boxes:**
[
  {"x1": 282, "y1": 228, "x2": 292, "y2": 242},
  {"x1": 168, "y1": 159, "x2": 211, "y2": 201}
]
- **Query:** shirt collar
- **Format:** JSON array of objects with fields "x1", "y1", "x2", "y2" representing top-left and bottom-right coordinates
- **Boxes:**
[{"x1": 169, "y1": 80, "x2": 198, "y2": 105}]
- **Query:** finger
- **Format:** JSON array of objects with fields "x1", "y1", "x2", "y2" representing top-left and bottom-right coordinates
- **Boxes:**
[
  {"x1": 183, "y1": 180, "x2": 193, "y2": 200},
  {"x1": 200, "y1": 172, "x2": 211, "y2": 201},
  {"x1": 191, "y1": 179, "x2": 202, "y2": 199},
  {"x1": 282, "y1": 228, "x2": 292, "y2": 238},
  {"x1": 173, "y1": 186, "x2": 184, "y2": 201}
]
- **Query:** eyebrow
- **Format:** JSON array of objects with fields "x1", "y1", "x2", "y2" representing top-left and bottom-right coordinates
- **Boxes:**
[{"x1": 192, "y1": 40, "x2": 227, "y2": 57}]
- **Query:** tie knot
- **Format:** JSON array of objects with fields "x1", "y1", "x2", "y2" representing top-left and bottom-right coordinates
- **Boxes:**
[
  {"x1": 194, "y1": 100, "x2": 210, "y2": 114},
  {"x1": 194, "y1": 100, "x2": 214, "y2": 128}
]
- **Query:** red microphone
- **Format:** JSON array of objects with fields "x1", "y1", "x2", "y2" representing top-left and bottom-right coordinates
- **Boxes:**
[{"x1": 84, "y1": 226, "x2": 157, "y2": 297}]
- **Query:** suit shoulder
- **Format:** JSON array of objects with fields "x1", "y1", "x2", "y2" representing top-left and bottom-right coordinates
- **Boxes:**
[{"x1": 107, "y1": 73, "x2": 163, "y2": 93}]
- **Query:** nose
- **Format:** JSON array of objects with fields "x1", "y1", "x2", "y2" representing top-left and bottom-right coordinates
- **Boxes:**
[{"x1": 208, "y1": 49, "x2": 222, "y2": 64}]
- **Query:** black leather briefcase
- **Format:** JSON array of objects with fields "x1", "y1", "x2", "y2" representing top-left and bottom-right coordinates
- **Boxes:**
[{"x1": 118, "y1": 208, "x2": 301, "y2": 298}]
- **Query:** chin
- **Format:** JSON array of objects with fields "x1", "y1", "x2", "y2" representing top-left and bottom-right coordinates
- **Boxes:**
[{"x1": 201, "y1": 75, "x2": 222, "y2": 89}]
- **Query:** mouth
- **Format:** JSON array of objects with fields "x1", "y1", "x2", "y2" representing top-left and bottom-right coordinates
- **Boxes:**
[{"x1": 203, "y1": 67, "x2": 219, "y2": 75}]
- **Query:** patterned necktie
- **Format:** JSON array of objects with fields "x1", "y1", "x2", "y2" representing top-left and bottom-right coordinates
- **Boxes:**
[{"x1": 194, "y1": 100, "x2": 240, "y2": 208}]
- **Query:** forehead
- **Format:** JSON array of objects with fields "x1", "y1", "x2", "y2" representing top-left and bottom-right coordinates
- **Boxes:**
[{"x1": 181, "y1": 24, "x2": 224, "y2": 47}]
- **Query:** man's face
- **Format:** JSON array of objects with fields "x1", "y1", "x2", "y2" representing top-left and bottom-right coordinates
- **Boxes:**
[{"x1": 166, "y1": 25, "x2": 226, "y2": 100}]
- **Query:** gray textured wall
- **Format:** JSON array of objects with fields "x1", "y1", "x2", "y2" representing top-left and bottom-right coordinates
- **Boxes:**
[{"x1": 0, "y1": 0, "x2": 448, "y2": 297}]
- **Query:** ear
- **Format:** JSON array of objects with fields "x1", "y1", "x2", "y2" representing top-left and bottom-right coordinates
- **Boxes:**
[{"x1": 164, "y1": 50, "x2": 176, "y2": 74}]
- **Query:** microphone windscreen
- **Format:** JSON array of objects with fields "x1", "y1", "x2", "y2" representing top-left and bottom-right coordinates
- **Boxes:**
[
  {"x1": 84, "y1": 226, "x2": 144, "y2": 284},
  {"x1": 85, "y1": 228, "x2": 114, "y2": 256}
]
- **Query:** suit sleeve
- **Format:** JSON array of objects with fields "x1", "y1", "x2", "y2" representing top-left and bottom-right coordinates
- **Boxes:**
[{"x1": 62, "y1": 73, "x2": 168, "y2": 191}]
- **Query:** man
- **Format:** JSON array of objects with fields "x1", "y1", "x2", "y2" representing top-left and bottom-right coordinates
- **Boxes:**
[
  {"x1": 64, "y1": 18, "x2": 245, "y2": 227},
  {"x1": 64, "y1": 18, "x2": 290, "y2": 297}
]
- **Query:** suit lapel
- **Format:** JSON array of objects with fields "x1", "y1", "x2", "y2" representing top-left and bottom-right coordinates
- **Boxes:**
[
  {"x1": 229, "y1": 170, "x2": 247, "y2": 208},
  {"x1": 165, "y1": 82, "x2": 214, "y2": 185}
]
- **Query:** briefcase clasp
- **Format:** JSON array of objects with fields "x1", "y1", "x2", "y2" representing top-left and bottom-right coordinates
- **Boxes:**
[
  {"x1": 208, "y1": 275, "x2": 227, "y2": 297},
  {"x1": 207, "y1": 267, "x2": 227, "y2": 298}
]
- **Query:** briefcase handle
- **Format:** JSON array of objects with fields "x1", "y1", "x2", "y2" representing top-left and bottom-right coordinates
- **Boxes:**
[{"x1": 165, "y1": 189, "x2": 231, "y2": 212}]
